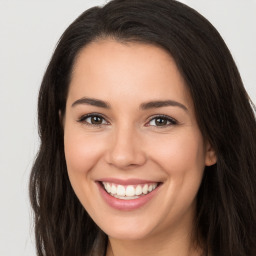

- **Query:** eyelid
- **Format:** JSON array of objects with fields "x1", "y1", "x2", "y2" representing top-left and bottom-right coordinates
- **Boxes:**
[
  {"x1": 77, "y1": 113, "x2": 110, "y2": 126},
  {"x1": 77, "y1": 113, "x2": 178, "y2": 128},
  {"x1": 146, "y1": 114, "x2": 178, "y2": 127}
]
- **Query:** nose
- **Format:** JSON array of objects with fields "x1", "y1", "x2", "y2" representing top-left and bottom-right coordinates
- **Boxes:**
[{"x1": 105, "y1": 125, "x2": 147, "y2": 169}]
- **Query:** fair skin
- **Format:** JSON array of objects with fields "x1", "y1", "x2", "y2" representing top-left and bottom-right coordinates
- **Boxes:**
[{"x1": 63, "y1": 39, "x2": 216, "y2": 256}]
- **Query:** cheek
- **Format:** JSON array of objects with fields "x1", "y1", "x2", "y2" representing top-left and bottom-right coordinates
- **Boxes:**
[
  {"x1": 150, "y1": 131, "x2": 206, "y2": 174},
  {"x1": 63, "y1": 127, "x2": 107, "y2": 213},
  {"x1": 64, "y1": 127, "x2": 105, "y2": 177},
  {"x1": 148, "y1": 131, "x2": 206, "y2": 219},
  {"x1": 147, "y1": 129, "x2": 206, "y2": 211}
]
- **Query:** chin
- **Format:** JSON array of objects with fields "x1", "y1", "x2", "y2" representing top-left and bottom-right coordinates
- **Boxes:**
[
  {"x1": 99, "y1": 215, "x2": 157, "y2": 241},
  {"x1": 106, "y1": 228, "x2": 151, "y2": 241}
]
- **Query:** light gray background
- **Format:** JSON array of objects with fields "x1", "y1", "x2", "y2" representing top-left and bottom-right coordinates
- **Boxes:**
[{"x1": 0, "y1": 1, "x2": 255, "y2": 255}]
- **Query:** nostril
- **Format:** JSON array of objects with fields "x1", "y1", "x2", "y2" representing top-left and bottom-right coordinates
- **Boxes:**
[{"x1": 106, "y1": 148, "x2": 147, "y2": 168}]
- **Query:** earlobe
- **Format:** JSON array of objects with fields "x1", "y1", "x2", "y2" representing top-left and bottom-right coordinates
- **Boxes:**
[{"x1": 205, "y1": 142, "x2": 217, "y2": 166}]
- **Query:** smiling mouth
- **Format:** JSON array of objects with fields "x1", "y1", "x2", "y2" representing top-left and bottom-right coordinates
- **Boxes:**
[{"x1": 100, "y1": 182, "x2": 161, "y2": 200}]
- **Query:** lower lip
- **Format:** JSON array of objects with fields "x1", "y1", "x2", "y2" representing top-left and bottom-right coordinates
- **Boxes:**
[{"x1": 97, "y1": 182, "x2": 161, "y2": 211}]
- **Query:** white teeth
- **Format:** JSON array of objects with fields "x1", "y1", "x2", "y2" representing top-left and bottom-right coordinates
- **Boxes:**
[
  {"x1": 142, "y1": 184, "x2": 148, "y2": 194},
  {"x1": 114, "y1": 195, "x2": 139, "y2": 200},
  {"x1": 126, "y1": 185, "x2": 135, "y2": 197},
  {"x1": 111, "y1": 184, "x2": 117, "y2": 194},
  {"x1": 135, "y1": 185, "x2": 142, "y2": 196},
  {"x1": 102, "y1": 182, "x2": 158, "y2": 199},
  {"x1": 117, "y1": 185, "x2": 126, "y2": 196},
  {"x1": 106, "y1": 183, "x2": 111, "y2": 193}
]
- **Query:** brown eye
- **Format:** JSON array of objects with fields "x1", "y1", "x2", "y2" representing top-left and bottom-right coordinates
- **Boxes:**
[
  {"x1": 91, "y1": 116, "x2": 104, "y2": 125},
  {"x1": 79, "y1": 114, "x2": 108, "y2": 126},
  {"x1": 155, "y1": 118, "x2": 168, "y2": 126},
  {"x1": 148, "y1": 115, "x2": 177, "y2": 127}
]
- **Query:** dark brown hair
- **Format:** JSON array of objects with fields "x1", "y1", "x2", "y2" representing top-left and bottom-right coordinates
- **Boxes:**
[{"x1": 30, "y1": 0, "x2": 256, "y2": 255}]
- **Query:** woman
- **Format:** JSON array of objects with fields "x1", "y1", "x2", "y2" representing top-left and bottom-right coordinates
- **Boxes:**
[{"x1": 29, "y1": 0, "x2": 256, "y2": 255}]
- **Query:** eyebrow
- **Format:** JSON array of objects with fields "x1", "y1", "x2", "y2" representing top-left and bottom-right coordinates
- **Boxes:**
[
  {"x1": 140, "y1": 100, "x2": 188, "y2": 111},
  {"x1": 71, "y1": 97, "x2": 110, "y2": 108},
  {"x1": 71, "y1": 97, "x2": 188, "y2": 111}
]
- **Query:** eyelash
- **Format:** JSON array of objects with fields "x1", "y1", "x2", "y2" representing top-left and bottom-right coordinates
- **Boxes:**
[
  {"x1": 78, "y1": 113, "x2": 109, "y2": 127},
  {"x1": 146, "y1": 114, "x2": 178, "y2": 127},
  {"x1": 77, "y1": 113, "x2": 178, "y2": 128}
]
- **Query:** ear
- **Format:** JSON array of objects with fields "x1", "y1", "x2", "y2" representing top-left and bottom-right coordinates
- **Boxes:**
[{"x1": 205, "y1": 141, "x2": 217, "y2": 166}]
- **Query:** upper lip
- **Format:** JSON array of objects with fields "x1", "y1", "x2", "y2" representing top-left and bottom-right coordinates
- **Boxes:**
[{"x1": 97, "y1": 178, "x2": 161, "y2": 185}]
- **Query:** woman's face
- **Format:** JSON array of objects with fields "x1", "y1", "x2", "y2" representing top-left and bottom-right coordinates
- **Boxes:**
[{"x1": 63, "y1": 40, "x2": 216, "y2": 241}]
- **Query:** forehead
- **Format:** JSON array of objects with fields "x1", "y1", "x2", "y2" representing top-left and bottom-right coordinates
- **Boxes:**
[
  {"x1": 72, "y1": 39, "x2": 178, "y2": 82},
  {"x1": 68, "y1": 39, "x2": 192, "y2": 108}
]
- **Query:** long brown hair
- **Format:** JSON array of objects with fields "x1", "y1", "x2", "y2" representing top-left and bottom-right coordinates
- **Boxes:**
[{"x1": 30, "y1": 0, "x2": 256, "y2": 255}]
